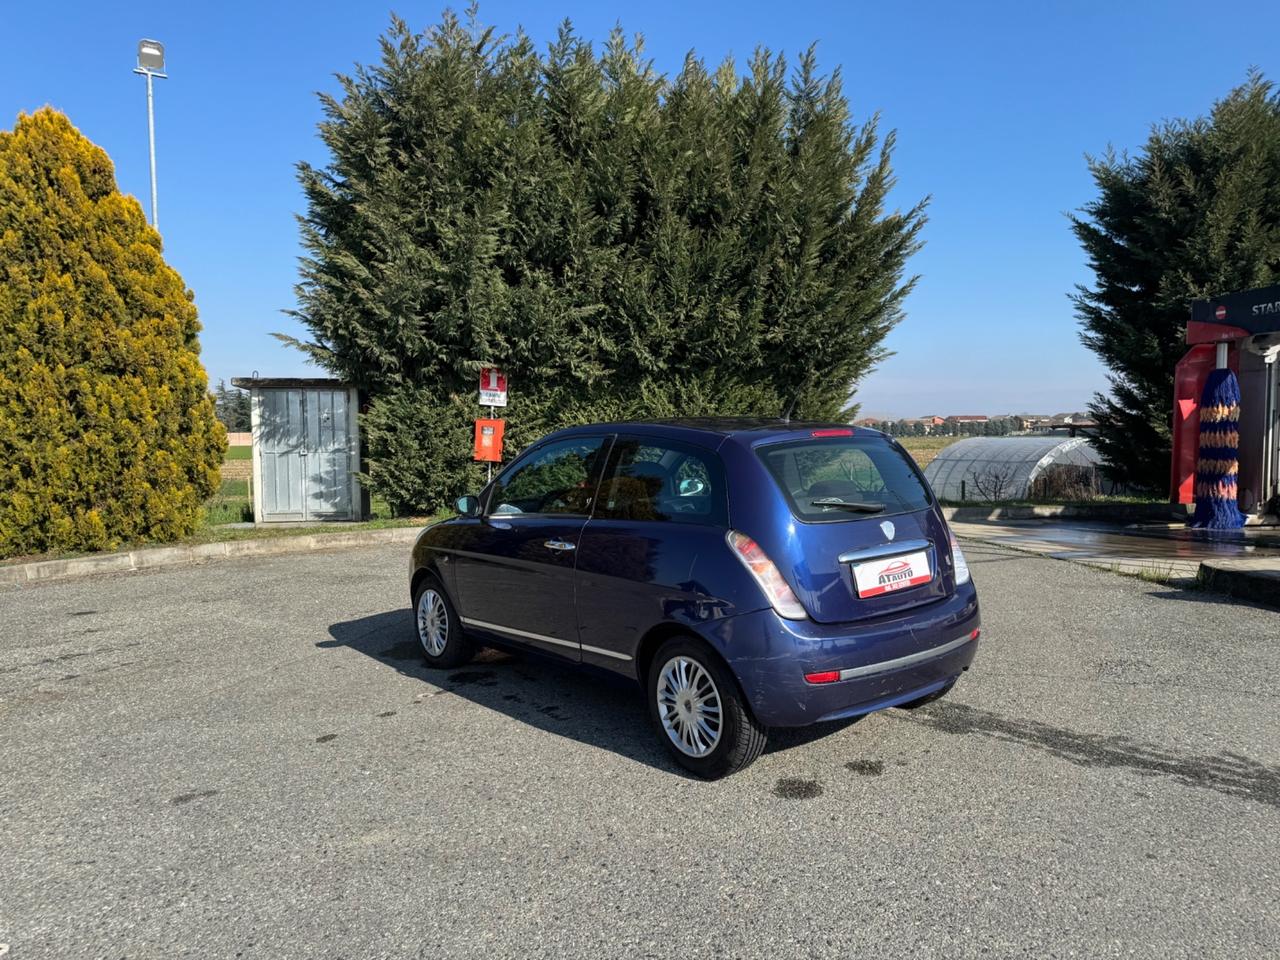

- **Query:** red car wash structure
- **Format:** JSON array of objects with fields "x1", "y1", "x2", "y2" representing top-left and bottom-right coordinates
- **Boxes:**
[{"x1": 1171, "y1": 283, "x2": 1280, "y2": 521}]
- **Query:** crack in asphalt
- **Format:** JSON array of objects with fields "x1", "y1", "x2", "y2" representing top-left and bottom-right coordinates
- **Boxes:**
[
  {"x1": 169, "y1": 789, "x2": 219, "y2": 806},
  {"x1": 0, "y1": 640, "x2": 143, "y2": 674},
  {"x1": 907, "y1": 701, "x2": 1280, "y2": 809}
]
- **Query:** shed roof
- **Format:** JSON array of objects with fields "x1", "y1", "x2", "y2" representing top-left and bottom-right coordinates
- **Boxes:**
[{"x1": 231, "y1": 377, "x2": 351, "y2": 389}]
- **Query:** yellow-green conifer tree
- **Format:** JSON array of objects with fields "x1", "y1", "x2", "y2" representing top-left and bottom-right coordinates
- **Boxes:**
[{"x1": 0, "y1": 108, "x2": 224, "y2": 556}]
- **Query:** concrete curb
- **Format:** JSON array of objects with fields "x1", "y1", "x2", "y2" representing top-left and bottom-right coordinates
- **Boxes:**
[
  {"x1": 942, "y1": 503, "x2": 1191, "y2": 523},
  {"x1": 0, "y1": 526, "x2": 424, "y2": 587},
  {"x1": 1196, "y1": 560, "x2": 1280, "y2": 609}
]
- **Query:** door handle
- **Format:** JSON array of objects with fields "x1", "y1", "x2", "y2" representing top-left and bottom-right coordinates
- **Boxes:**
[{"x1": 543, "y1": 539, "x2": 576, "y2": 552}]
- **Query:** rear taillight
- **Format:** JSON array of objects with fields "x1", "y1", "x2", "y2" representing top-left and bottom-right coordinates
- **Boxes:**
[
  {"x1": 949, "y1": 531, "x2": 971, "y2": 585},
  {"x1": 810, "y1": 428, "x2": 854, "y2": 437},
  {"x1": 804, "y1": 670, "x2": 841, "y2": 684},
  {"x1": 726, "y1": 530, "x2": 808, "y2": 620}
]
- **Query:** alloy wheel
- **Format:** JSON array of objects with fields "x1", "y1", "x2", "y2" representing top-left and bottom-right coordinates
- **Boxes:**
[
  {"x1": 656, "y1": 655, "x2": 723, "y2": 757},
  {"x1": 416, "y1": 588, "x2": 449, "y2": 657}
]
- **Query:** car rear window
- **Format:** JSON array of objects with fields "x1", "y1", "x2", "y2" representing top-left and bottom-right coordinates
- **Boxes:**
[{"x1": 756, "y1": 437, "x2": 933, "y2": 521}]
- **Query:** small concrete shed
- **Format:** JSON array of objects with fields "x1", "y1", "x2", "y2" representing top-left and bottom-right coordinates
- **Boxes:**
[{"x1": 232, "y1": 378, "x2": 363, "y2": 523}]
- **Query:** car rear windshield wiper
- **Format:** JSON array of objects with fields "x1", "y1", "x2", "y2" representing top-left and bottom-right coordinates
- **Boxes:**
[{"x1": 809, "y1": 497, "x2": 885, "y2": 513}]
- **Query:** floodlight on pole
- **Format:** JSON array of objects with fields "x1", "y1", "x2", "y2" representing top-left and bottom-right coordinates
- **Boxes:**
[{"x1": 132, "y1": 39, "x2": 167, "y2": 232}]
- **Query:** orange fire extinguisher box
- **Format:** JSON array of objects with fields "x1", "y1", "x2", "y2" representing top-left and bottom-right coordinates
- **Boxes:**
[{"x1": 473, "y1": 418, "x2": 505, "y2": 462}]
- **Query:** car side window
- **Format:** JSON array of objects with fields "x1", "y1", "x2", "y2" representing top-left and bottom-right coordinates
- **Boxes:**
[
  {"x1": 487, "y1": 437, "x2": 607, "y2": 517},
  {"x1": 595, "y1": 438, "x2": 726, "y2": 525}
]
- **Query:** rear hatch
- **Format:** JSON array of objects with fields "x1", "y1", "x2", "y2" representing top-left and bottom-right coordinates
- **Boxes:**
[{"x1": 754, "y1": 433, "x2": 954, "y2": 624}]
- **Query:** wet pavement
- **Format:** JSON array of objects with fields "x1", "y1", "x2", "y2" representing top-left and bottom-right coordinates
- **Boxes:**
[{"x1": 951, "y1": 518, "x2": 1280, "y2": 571}]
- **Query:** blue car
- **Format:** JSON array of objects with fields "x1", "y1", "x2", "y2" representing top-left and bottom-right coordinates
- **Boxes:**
[{"x1": 409, "y1": 419, "x2": 980, "y2": 778}]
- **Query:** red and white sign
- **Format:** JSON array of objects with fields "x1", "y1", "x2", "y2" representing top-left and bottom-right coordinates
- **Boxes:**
[
  {"x1": 852, "y1": 549, "x2": 932, "y2": 598},
  {"x1": 479, "y1": 367, "x2": 508, "y2": 407},
  {"x1": 473, "y1": 418, "x2": 505, "y2": 462},
  {"x1": 1215, "y1": 305, "x2": 1227, "y2": 321}
]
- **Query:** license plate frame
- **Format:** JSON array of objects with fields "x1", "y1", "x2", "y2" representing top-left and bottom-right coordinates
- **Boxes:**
[{"x1": 851, "y1": 548, "x2": 933, "y2": 598}]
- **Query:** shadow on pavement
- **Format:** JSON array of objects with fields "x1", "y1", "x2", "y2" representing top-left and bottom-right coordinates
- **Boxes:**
[
  {"x1": 320, "y1": 609, "x2": 858, "y2": 776},
  {"x1": 965, "y1": 554, "x2": 1032, "y2": 566},
  {"x1": 907, "y1": 701, "x2": 1280, "y2": 809},
  {"x1": 1143, "y1": 588, "x2": 1280, "y2": 613}
]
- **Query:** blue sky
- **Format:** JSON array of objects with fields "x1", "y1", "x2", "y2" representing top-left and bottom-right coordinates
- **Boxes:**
[{"x1": 4, "y1": 1, "x2": 1278, "y2": 418}]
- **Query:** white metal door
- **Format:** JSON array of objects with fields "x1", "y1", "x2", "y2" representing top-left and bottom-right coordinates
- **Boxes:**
[
  {"x1": 303, "y1": 388, "x2": 353, "y2": 519},
  {"x1": 259, "y1": 389, "x2": 306, "y2": 521}
]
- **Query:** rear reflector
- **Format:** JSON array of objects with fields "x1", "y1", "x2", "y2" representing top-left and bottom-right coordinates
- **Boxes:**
[
  {"x1": 970, "y1": 628, "x2": 981, "y2": 640},
  {"x1": 804, "y1": 671, "x2": 841, "y2": 684},
  {"x1": 810, "y1": 428, "x2": 854, "y2": 437}
]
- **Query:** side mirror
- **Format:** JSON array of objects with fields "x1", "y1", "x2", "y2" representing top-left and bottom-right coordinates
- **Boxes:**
[{"x1": 455, "y1": 494, "x2": 481, "y2": 517}]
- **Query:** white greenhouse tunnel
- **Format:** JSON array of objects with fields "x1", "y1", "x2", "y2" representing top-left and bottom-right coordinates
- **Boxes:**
[{"x1": 921, "y1": 436, "x2": 1111, "y2": 502}]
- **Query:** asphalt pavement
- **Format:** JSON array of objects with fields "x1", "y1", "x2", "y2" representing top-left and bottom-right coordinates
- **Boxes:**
[{"x1": 1, "y1": 541, "x2": 1278, "y2": 959}]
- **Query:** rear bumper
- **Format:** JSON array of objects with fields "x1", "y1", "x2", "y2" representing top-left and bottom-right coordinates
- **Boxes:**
[{"x1": 703, "y1": 583, "x2": 980, "y2": 727}]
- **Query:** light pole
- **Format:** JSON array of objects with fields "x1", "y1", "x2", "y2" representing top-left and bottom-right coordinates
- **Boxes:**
[{"x1": 132, "y1": 39, "x2": 167, "y2": 231}]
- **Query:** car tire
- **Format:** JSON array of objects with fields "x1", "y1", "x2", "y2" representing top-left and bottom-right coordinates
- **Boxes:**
[
  {"x1": 647, "y1": 636, "x2": 767, "y2": 779},
  {"x1": 412, "y1": 575, "x2": 475, "y2": 669}
]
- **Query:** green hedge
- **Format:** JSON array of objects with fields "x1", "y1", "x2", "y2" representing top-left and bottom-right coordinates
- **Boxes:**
[{"x1": 288, "y1": 13, "x2": 927, "y2": 514}]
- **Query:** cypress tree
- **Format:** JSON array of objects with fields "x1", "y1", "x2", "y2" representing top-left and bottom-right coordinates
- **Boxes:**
[
  {"x1": 1073, "y1": 74, "x2": 1280, "y2": 491},
  {"x1": 214, "y1": 380, "x2": 252, "y2": 432},
  {"x1": 0, "y1": 109, "x2": 225, "y2": 555},
  {"x1": 288, "y1": 10, "x2": 927, "y2": 513}
]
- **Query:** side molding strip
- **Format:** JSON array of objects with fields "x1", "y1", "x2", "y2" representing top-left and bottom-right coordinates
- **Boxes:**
[
  {"x1": 460, "y1": 617, "x2": 578, "y2": 650},
  {"x1": 458, "y1": 617, "x2": 634, "y2": 662},
  {"x1": 580, "y1": 643, "x2": 633, "y2": 662}
]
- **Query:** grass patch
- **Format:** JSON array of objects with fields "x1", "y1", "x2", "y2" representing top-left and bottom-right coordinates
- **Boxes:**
[
  {"x1": 1106, "y1": 562, "x2": 1199, "y2": 587},
  {"x1": 225, "y1": 445, "x2": 252, "y2": 461},
  {"x1": 203, "y1": 476, "x2": 253, "y2": 525},
  {"x1": 203, "y1": 498, "x2": 253, "y2": 525},
  {"x1": 896, "y1": 435, "x2": 960, "y2": 468},
  {"x1": 218, "y1": 478, "x2": 249, "y2": 498},
  {"x1": 195, "y1": 483, "x2": 399, "y2": 529}
]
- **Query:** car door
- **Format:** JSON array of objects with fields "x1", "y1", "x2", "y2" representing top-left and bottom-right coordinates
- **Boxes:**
[
  {"x1": 574, "y1": 435, "x2": 731, "y2": 668},
  {"x1": 450, "y1": 434, "x2": 611, "y2": 661}
]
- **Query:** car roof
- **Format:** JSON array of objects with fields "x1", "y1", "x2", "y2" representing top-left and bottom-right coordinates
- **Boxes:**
[{"x1": 542, "y1": 418, "x2": 887, "y2": 450}]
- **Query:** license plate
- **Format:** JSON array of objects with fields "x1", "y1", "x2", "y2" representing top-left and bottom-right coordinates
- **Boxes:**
[{"x1": 852, "y1": 549, "x2": 932, "y2": 598}]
